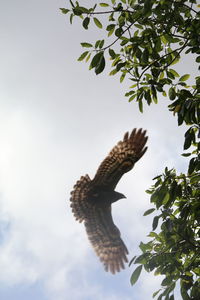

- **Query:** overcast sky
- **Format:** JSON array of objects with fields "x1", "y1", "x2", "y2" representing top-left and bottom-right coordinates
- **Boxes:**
[{"x1": 0, "y1": 1, "x2": 198, "y2": 300}]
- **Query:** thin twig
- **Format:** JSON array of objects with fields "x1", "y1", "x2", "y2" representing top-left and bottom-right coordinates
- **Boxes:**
[
  {"x1": 102, "y1": 24, "x2": 133, "y2": 51},
  {"x1": 138, "y1": 41, "x2": 188, "y2": 82},
  {"x1": 79, "y1": 9, "x2": 134, "y2": 15},
  {"x1": 101, "y1": 13, "x2": 143, "y2": 52},
  {"x1": 183, "y1": 3, "x2": 199, "y2": 14}
]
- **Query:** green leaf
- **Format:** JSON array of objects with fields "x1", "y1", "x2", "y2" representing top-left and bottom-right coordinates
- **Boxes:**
[
  {"x1": 141, "y1": 48, "x2": 149, "y2": 64},
  {"x1": 99, "y1": 3, "x2": 109, "y2": 7},
  {"x1": 161, "y1": 277, "x2": 172, "y2": 286},
  {"x1": 138, "y1": 99, "x2": 143, "y2": 113},
  {"x1": 86, "y1": 52, "x2": 91, "y2": 62},
  {"x1": 109, "y1": 69, "x2": 118, "y2": 76},
  {"x1": 150, "y1": 191, "x2": 159, "y2": 203},
  {"x1": 107, "y1": 24, "x2": 115, "y2": 36},
  {"x1": 171, "y1": 56, "x2": 180, "y2": 65},
  {"x1": 90, "y1": 52, "x2": 103, "y2": 69},
  {"x1": 70, "y1": 13, "x2": 74, "y2": 24},
  {"x1": 143, "y1": 208, "x2": 155, "y2": 216},
  {"x1": 152, "y1": 216, "x2": 159, "y2": 231},
  {"x1": 106, "y1": 24, "x2": 115, "y2": 32},
  {"x1": 144, "y1": 89, "x2": 151, "y2": 105},
  {"x1": 82, "y1": 17, "x2": 90, "y2": 29},
  {"x1": 130, "y1": 265, "x2": 143, "y2": 285},
  {"x1": 99, "y1": 39, "x2": 105, "y2": 49},
  {"x1": 115, "y1": 27, "x2": 123, "y2": 37},
  {"x1": 168, "y1": 87, "x2": 176, "y2": 100},
  {"x1": 184, "y1": 130, "x2": 192, "y2": 150},
  {"x1": 153, "y1": 289, "x2": 162, "y2": 298},
  {"x1": 134, "y1": 254, "x2": 147, "y2": 264},
  {"x1": 190, "y1": 174, "x2": 200, "y2": 184},
  {"x1": 95, "y1": 40, "x2": 100, "y2": 49},
  {"x1": 129, "y1": 84, "x2": 137, "y2": 89},
  {"x1": 151, "y1": 85, "x2": 157, "y2": 103},
  {"x1": 169, "y1": 69, "x2": 179, "y2": 77},
  {"x1": 144, "y1": 0, "x2": 153, "y2": 15},
  {"x1": 161, "y1": 35, "x2": 168, "y2": 45},
  {"x1": 77, "y1": 51, "x2": 89, "y2": 61},
  {"x1": 196, "y1": 55, "x2": 200, "y2": 63},
  {"x1": 81, "y1": 42, "x2": 93, "y2": 48},
  {"x1": 95, "y1": 40, "x2": 105, "y2": 49},
  {"x1": 129, "y1": 94, "x2": 137, "y2": 102},
  {"x1": 181, "y1": 285, "x2": 190, "y2": 300},
  {"x1": 188, "y1": 157, "x2": 195, "y2": 174},
  {"x1": 73, "y1": 6, "x2": 89, "y2": 16},
  {"x1": 72, "y1": 8, "x2": 81, "y2": 16},
  {"x1": 159, "y1": 71, "x2": 164, "y2": 80},
  {"x1": 93, "y1": 17, "x2": 103, "y2": 29},
  {"x1": 108, "y1": 27, "x2": 115, "y2": 36},
  {"x1": 60, "y1": 8, "x2": 70, "y2": 14},
  {"x1": 179, "y1": 74, "x2": 190, "y2": 82},
  {"x1": 108, "y1": 48, "x2": 116, "y2": 58},
  {"x1": 95, "y1": 54, "x2": 105, "y2": 74},
  {"x1": 148, "y1": 231, "x2": 159, "y2": 238},
  {"x1": 181, "y1": 153, "x2": 191, "y2": 157},
  {"x1": 135, "y1": 24, "x2": 143, "y2": 30},
  {"x1": 116, "y1": 62, "x2": 125, "y2": 71},
  {"x1": 167, "y1": 70, "x2": 175, "y2": 80},
  {"x1": 120, "y1": 72, "x2": 126, "y2": 83},
  {"x1": 128, "y1": 256, "x2": 136, "y2": 267}
]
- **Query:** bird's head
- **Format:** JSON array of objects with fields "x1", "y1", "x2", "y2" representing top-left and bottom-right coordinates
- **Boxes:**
[{"x1": 111, "y1": 191, "x2": 126, "y2": 203}]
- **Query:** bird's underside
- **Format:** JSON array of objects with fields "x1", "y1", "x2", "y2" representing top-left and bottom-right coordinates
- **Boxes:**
[{"x1": 70, "y1": 128, "x2": 148, "y2": 274}]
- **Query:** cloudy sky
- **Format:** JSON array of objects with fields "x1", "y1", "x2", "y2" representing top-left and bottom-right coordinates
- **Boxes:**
[{"x1": 0, "y1": 1, "x2": 198, "y2": 300}]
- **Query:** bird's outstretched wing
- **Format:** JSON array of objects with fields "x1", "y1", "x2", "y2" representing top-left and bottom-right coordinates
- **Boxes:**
[
  {"x1": 85, "y1": 206, "x2": 129, "y2": 274},
  {"x1": 91, "y1": 128, "x2": 148, "y2": 189},
  {"x1": 70, "y1": 176, "x2": 128, "y2": 274}
]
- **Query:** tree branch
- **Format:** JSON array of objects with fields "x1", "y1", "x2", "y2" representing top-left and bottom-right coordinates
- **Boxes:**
[
  {"x1": 183, "y1": 3, "x2": 199, "y2": 15},
  {"x1": 87, "y1": 9, "x2": 134, "y2": 15},
  {"x1": 138, "y1": 41, "x2": 188, "y2": 82},
  {"x1": 101, "y1": 23, "x2": 133, "y2": 51}
]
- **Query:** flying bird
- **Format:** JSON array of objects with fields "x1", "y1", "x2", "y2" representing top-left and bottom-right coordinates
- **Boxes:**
[{"x1": 70, "y1": 128, "x2": 148, "y2": 274}]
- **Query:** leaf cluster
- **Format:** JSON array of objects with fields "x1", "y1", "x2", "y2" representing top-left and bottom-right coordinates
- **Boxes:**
[
  {"x1": 130, "y1": 120, "x2": 200, "y2": 299},
  {"x1": 60, "y1": 0, "x2": 200, "y2": 111},
  {"x1": 130, "y1": 165, "x2": 200, "y2": 300}
]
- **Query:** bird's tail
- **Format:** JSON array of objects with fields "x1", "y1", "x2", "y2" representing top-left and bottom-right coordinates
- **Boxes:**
[{"x1": 70, "y1": 174, "x2": 92, "y2": 223}]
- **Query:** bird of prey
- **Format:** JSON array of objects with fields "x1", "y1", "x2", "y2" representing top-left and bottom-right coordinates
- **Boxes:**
[{"x1": 70, "y1": 128, "x2": 148, "y2": 274}]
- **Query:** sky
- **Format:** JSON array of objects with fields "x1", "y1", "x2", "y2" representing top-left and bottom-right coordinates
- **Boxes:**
[{"x1": 0, "y1": 1, "x2": 198, "y2": 300}]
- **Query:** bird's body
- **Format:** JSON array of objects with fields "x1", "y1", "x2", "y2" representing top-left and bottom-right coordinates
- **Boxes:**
[
  {"x1": 88, "y1": 189, "x2": 125, "y2": 207},
  {"x1": 70, "y1": 128, "x2": 148, "y2": 274}
]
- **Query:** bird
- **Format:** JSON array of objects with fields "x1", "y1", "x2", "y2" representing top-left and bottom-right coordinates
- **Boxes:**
[{"x1": 70, "y1": 128, "x2": 148, "y2": 274}]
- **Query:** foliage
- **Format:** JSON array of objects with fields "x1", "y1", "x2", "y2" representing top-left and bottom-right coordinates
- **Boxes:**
[
  {"x1": 131, "y1": 166, "x2": 200, "y2": 300},
  {"x1": 61, "y1": 0, "x2": 200, "y2": 111},
  {"x1": 60, "y1": 1, "x2": 200, "y2": 299}
]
